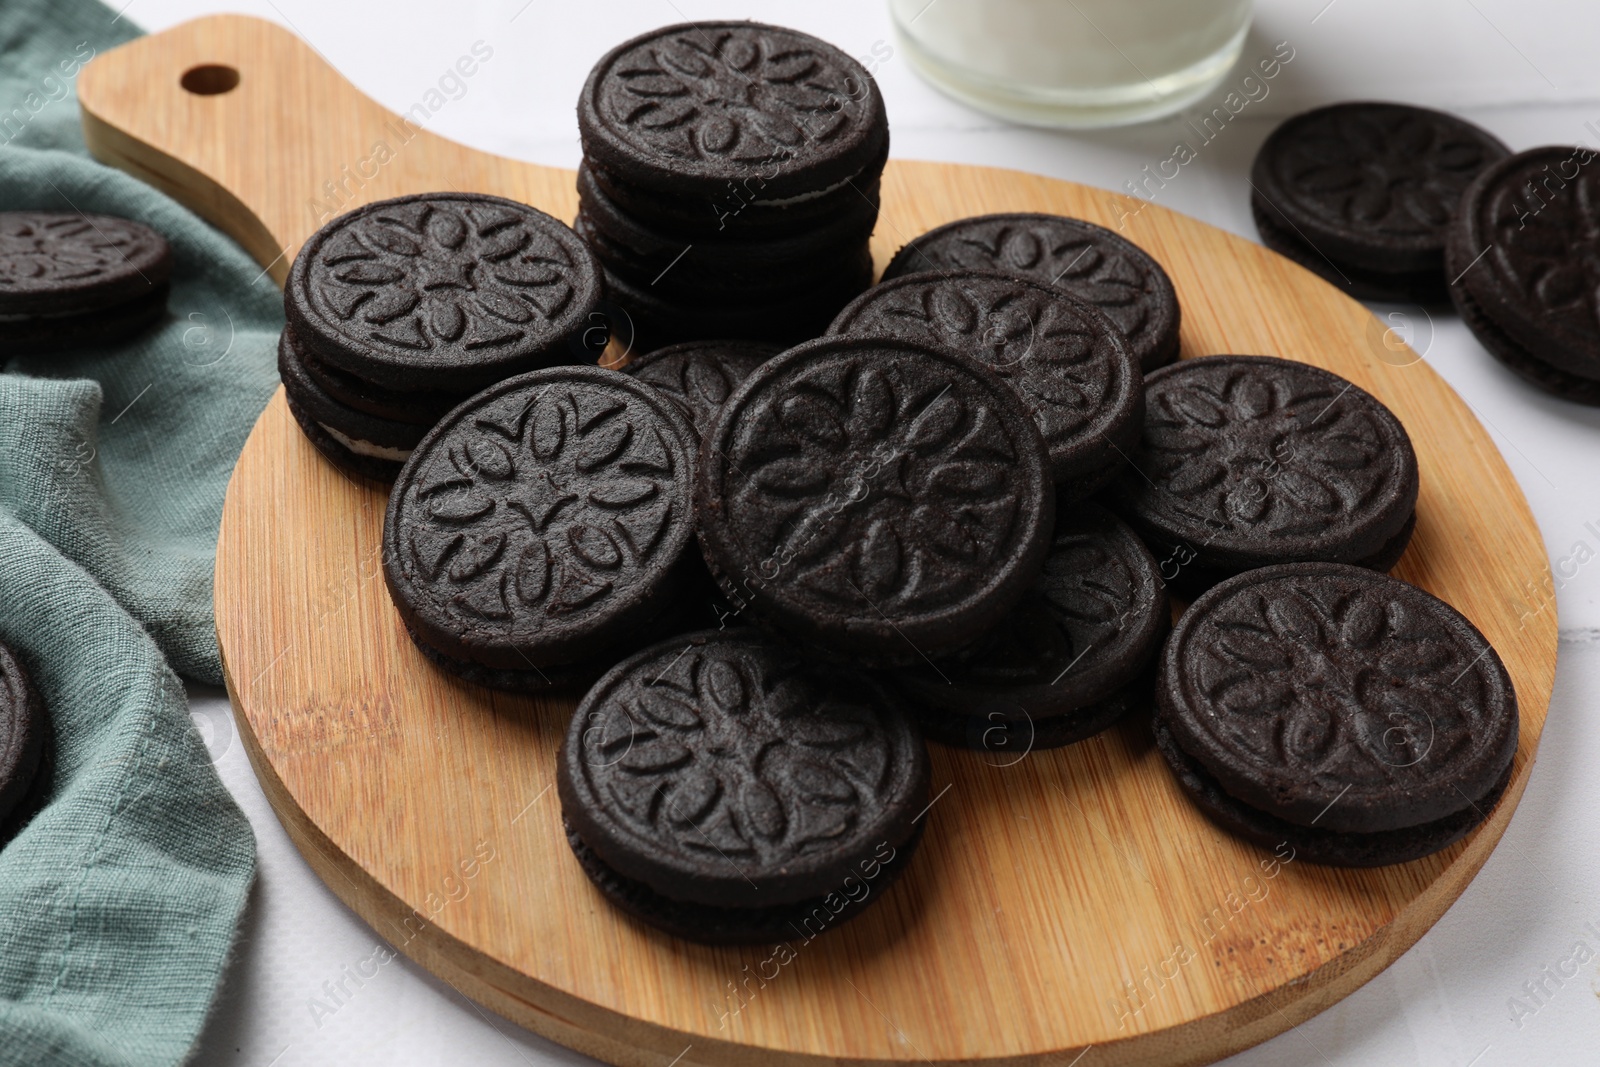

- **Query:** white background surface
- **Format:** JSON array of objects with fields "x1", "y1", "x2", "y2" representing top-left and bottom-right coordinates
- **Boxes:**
[{"x1": 106, "y1": 0, "x2": 1600, "y2": 1063}]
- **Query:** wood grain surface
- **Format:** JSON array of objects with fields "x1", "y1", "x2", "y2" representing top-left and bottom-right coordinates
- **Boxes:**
[{"x1": 78, "y1": 16, "x2": 1557, "y2": 1067}]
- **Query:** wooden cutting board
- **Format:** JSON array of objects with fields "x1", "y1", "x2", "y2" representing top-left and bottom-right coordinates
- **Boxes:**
[{"x1": 78, "y1": 16, "x2": 1556, "y2": 1067}]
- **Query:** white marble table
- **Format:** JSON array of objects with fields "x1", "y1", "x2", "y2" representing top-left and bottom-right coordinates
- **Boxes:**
[{"x1": 128, "y1": 1, "x2": 1600, "y2": 1063}]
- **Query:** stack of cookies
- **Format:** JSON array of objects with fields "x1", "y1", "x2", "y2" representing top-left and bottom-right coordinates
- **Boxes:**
[
  {"x1": 575, "y1": 22, "x2": 888, "y2": 349},
  {"x1": 279, "y1": 192, "x2": 606, "y2": 482}
]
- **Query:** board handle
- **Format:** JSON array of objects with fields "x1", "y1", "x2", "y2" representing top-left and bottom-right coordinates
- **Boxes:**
[{"x1": 77, "y1": 14, "x2": 574, "y2": 285}]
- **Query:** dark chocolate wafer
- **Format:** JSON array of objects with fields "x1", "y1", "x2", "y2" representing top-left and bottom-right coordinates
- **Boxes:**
[
  {"x1": 1447, "y1": 144, "x2": 1600, "y2": 402},
  {"x1": 1250, "y1": 102, "x2": 1509, "y2": 302}
]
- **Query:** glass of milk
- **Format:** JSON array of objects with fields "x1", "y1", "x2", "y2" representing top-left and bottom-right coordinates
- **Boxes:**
[{"x1": 890, "y1": 0, "x2": 1254, "y2": 128}]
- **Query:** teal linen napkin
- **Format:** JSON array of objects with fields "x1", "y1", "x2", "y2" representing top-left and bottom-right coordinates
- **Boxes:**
[{"x1": 0, "y1": 0, "x2": 278, "y2": 1063}]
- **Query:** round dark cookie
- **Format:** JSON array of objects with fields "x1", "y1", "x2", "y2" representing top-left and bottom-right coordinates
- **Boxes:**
[
  {"x1": 1153, "y1": 715, "x2": 1512, "y2": 868},
  {"x1": 881, "y1": 214, "x2": 1180, "y2": 372},
  {"x1": 0, "y1": 643, "x2": 44, "y2": 830},
  {"x1": 601, "y1": 254, "x2": 873, "y2": 352},
  {"x1": 1157, "y1": 562, "x2": 1518, "y2": 835},
  {"x1": 0, "y1": 211, "x2": 171, "y2": 314},
  {"x1": 1109, "y1": 355, "x2": 1418, "y2": 587},
  {"x1": 621, "y1": 339, "x2": 784, "y2": 429},
  {"x1": 278, "y1": 329, "x2": 430, "y2": 451},
  {"x1": 578, "y1": 22, "x2": 889, "y2": 203},
  {"x1": 557, "y1": 629, "x2": 929, "y2": 914},
  {"x1": 695, "y1": 336, "x2": 1055, "y2": 664},
  {"x1": 897, "y1": 503, "x2": 1168, "y2": 753},
  {"x1": 383, "y1": 366, "x2": 699, "y2": 674},
  {"x1": 1250, "y1": 103, "x2": 1510, "y2": 277},
  {"x1": 285, "y1": 392, "x2": 407, "y2": 484},
  {"x1": 1250, "y1": 197, "x2": 1451, "y2": 305},
  {"x1": 1447, "y1": 144, "x2": 1600, "y2": 388},
  {"x1": 828, "y1": 270, "x2": 1144, "y2": 500},
  {"x1": 285, "y1": 193, "x2": 604, "y2": 392}
]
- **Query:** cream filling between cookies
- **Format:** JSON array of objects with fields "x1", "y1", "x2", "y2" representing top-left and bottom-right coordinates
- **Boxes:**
[
  {"x1": 319, "y1": 422, "x2": 413, "y2": 462},
  {"x1": 757, "y1": 171, "x2": 861, "y2": 206}
]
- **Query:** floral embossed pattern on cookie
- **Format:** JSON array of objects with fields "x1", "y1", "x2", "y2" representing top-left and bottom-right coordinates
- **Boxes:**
[
  {"x1": 0, "y1": 212, "x2": 168, "y2": 308},
  {"x1": 1159, "y1": 563, "x2": 1517, "y2": 835},
  {"x1": 880, "y1": 214, "x2": 1181, "y2": 371},
  {"x1": 384, "y1": 367, "x2": 698, "y2": 673},
  {"x1": 1251, "y1": 102, "x2": 1509, "y2": 270},
  {"x1": 558, "y1": 629, "x2": 928, "y2": 908},
  {"x1": 1110, "y1": 355, "x2": 1418, "y2": 586},
  {"x1": 694, "y1": 336, "x2": 1054, "y2": 661},
  {"x1": 578, "y1": 22, "x2": 887, "y2": 198},
  {"x1": 287, "y1": 193, "x2": 603, "y2": 390},
  {"x1": 1448, "y1": 145, "x2": 1600, "y2": 386}
]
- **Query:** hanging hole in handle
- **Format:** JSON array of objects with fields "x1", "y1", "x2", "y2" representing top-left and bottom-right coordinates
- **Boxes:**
[{"x1": 181, "y1": 64, "x2": 240, "y2": 95}]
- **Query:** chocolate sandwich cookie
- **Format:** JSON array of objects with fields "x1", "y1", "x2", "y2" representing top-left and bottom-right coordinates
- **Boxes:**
[
  {"x1": 1446, "y1": 145, "x2": 1600, "y2": 403},
  {"x1": 1250, "y1": 103, "x2": 1509, "y2": 303},
  {"x1": 0, "y1": 211, "x2": 170, "y2": 352},
  {"x1": 621, "y1": 339, "x2": 784, "y2": 429},
  {"x1": 286, "y1": 193, "x2": 605, "y2": 393},
  {"x1": 695, "y1": 336, "x2": 1055, "y2": 664},
  {"x1": 1155, "y1": 563, "x2": 1518, "y2": 865},
  {"x1": 383, "y1": 366, "x2": 700, "y2": 690},
  {"x1": 898, "y1": 503, "x2": 1168, "y2": 754},
  {"x1": 278, "y1": 329, "x2": 428, "y2": 483},
  {"x1": 828, "y1": 271, "x2": 1143, "y2": 500},
  {"x1": 0, "y1": 642, "x2": 44, "y2": 832},
  {"x1": 602, "y1": 252, "x2": 874, "y2": 352},
  {"x1": 881, "y1": 214, "x2": 1181, "y2": 372},
  {"x1": 578, "y1": 23, "x2": 889, "y2": 211},
  {"x1": 558, "y1": 629, "x2": 929, "y2": 944},
  {"x1": 1109, "y1": 355, "x2": 1418, "y2": 595}
]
